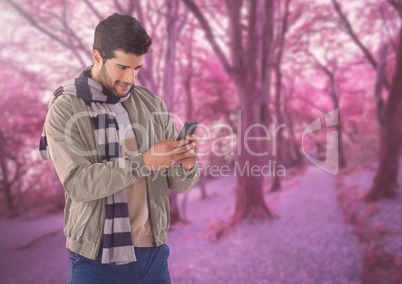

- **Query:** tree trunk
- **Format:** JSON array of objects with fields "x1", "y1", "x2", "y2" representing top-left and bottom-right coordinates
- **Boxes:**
[
  {"x1": 169, "y1": 191, "x2": 181, "y2": 224},
  {"x1": 326, "y1": 98, "x2": 347, "y2": 169},
  {"x1": 163, "y1": 0, "x2": 179, "y2": 112},
  {"x1": 331, "y1": 0, "x2": 390, "y2": 130},
  {"x1": 270, "y1": 0, "x2": 290, "y2": 192},
  {"x1": 1, "y1": 159, "x2": 16, "y2": 216},
  {"x1": 163, "y1": 0, "x2": 179, "y2": 223},
  {"x1": 366, "y1": 27, "x2": 402, "y2": 202},
  {"x1": 336, "y1": 116, "x2": 347, "y2": 169},
  {"x1": 3, "y1": 184, "x2": 16, "y2": 216},
  {"x1": 374, "y1": 43, "x2": 388, "y2": 128},
  {"x1": 233, "y1": 91, "x2": 273, "y2": 223},
  {"x1": 284, "y1": 91, "x2": 303, "y2": 165},
  {"x1": 198, "y1": 177, "x2": 208, "y2": 199},
  {"x1": 181, "y1": 0, "x2": 275, "y2": 232},
  {"x1": 163, "y1": 0, "x2": 189, "y2": 224},
  {"x1": 271, "y1": 64, "x2": 285, "y2": 192},
  {"x1": 133, "y1": 1, "x2": 158, "y2": 93},
  {"x1": 313, "y1": 55, "x2": 347, "y2": 169},
  {"x1": 180, "y1": 190, "x2": 190, "y2": 223},
  {"x1": 182, "y1": 31, "x2": 195, "y2": 121}
]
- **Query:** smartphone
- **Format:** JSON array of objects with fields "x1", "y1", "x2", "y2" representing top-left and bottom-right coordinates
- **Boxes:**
[{"x1": 176, "y1": 121, "x2": 199, "y2": 141}]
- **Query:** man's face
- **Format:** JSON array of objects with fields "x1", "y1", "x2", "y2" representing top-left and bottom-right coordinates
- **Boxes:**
[{"x1": 94, "y1": 49, "x2": 144, "y2": 98}]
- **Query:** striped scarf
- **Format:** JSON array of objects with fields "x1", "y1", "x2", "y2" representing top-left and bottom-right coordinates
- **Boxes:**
[{"x1": 39, "y1": 67, "x2": 136, "y2": 265}]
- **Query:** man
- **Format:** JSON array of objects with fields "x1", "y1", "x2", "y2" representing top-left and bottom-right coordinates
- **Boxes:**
[{"x1": 39, "y1": 13, "x2": 199, "y2": 283}]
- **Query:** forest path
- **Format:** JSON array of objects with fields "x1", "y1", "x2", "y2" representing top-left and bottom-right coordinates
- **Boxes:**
[
  {"x1": 169, "y1": 166, "x2": 363, "y2": 284},
  {"x1": 0, "y1": 166, "x2": 363, "y2": 284}
]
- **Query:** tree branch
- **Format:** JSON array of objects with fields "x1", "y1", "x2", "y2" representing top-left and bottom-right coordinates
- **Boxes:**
[
  {"x1": 6, "y1": 0, "x2": 70, "y2": 47},
  {"x1": 380, "y1": 6, "x2": 398, "y2": 52},
  {"x1": 261, "y1": 0, "x2": 275, "y2": 86},
  {"x1": 181, "y1": 0, "x2": 233, "y2": 75},
  {"x1": 387, "y1": 0, "x2": 402, "y2": 18},
  {"x1": 82, "y1": 0, "x2": 104, "y2": 21},
  {"x1": 128, "y1": 0, "x2": 135, "y2": 15},
  {"x1": 5, "y1": 0, "x2": 90, "y2": 67},
  {"x1": 290, "y1": 96, "x2": 328, "y2": 113},
  {"x1": 225, "y1": 0, "x2": 244, "y2": 74},
  {"x1": 246, "y1": 0, "x2": 258, "y2": 81},
  {"x1": 113, "y1": 0, "x2": 125, "y2": 14},
  {"x1": 331, "y1": 0, "x2": 390, "y2": 90}
]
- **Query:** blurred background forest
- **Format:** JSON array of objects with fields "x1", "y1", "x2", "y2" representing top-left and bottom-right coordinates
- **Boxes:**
[
  {"x1": 1, "y1": 0, "x2": 401, "y2": 218},
  {"x1": 0, "y1": 0, "x2": 402, "y2": 283}
]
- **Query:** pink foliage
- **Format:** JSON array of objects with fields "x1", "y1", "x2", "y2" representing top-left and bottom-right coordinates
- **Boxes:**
[{"x1": 0, "y1": 67, "x2": 60, "y2": 217}]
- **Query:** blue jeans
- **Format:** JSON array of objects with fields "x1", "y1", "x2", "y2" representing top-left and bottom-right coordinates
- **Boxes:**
[{"x1": 67, "y1": 244, "x2": 171, "y2": 284}]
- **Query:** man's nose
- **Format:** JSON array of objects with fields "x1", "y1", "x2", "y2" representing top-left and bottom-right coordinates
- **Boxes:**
[{"x1": 123, "y1": 69, "x2": 135, "y2": 83}]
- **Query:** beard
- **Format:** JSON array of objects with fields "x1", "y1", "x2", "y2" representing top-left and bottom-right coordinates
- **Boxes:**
[{"x1": 97, "y1": 65, "x2": 132, "y2": 98}]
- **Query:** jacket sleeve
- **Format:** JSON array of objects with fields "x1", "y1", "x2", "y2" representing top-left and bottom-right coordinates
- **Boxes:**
[
  {"x1": 157, "y1": 99, "x2": 200, "y2": 193},
  {"x1": 45, "y1": 95, "x2": 149, "y2": 202}
]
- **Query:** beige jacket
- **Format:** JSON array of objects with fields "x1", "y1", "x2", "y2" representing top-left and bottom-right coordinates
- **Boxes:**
[{"x1": 44, "y1": 85, "x2": 199, "y2": 260}]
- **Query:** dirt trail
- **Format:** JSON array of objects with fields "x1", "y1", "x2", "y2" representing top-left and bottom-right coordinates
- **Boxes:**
[
  {"x1": 0, "y1": 167, "x2": 363, "y2": 283},
  {"x1": 169, "y1": 167, "x2": 363, "y2": 283}
]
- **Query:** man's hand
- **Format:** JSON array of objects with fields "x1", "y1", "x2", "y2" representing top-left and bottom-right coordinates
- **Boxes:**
[
  {"x1": 141, "y1": 135, "x2": 197, "y2": 171},
  {"x1": 176, "y1": 135, "x2": 197, "y2": 170}
]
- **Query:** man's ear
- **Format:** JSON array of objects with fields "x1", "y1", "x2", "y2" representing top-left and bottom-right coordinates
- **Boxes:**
[{"x1": 92, "y1": 50, "x2": 103, "y2": 66}]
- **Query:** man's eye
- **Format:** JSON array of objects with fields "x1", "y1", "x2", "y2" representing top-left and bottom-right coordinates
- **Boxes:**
[{"x1": 118, "y1": 66, "x2": 126, "y2": 70}]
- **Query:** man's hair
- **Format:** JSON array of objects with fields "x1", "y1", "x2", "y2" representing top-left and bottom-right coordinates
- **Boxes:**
[{"x1": 93, "y1": 13, "x2": 152, "y2": 59}]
